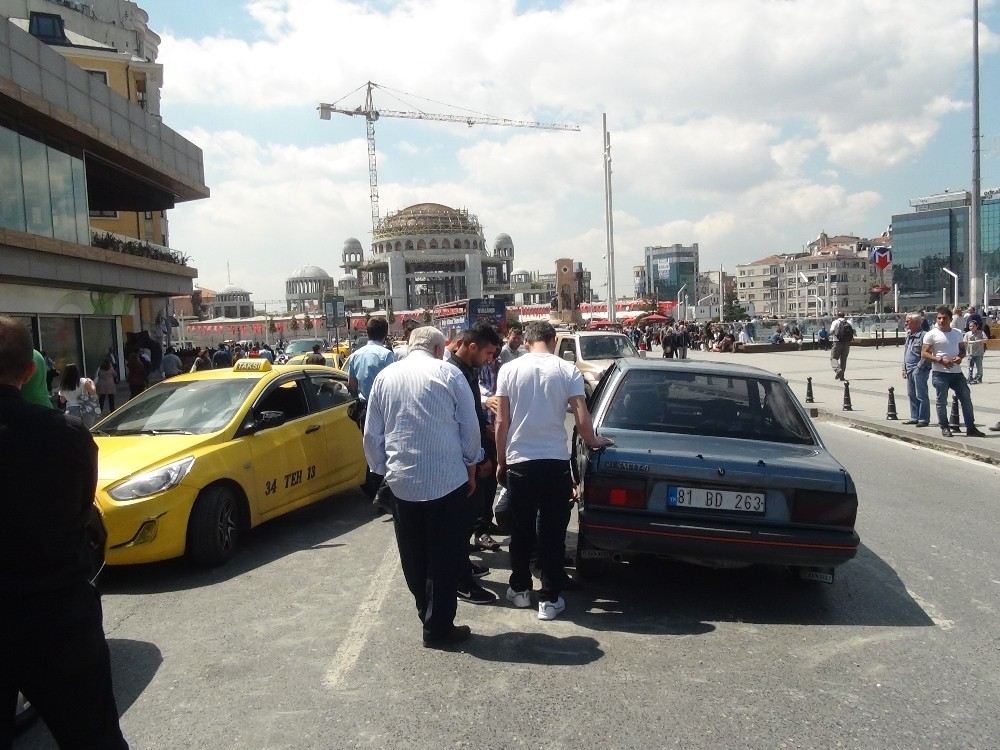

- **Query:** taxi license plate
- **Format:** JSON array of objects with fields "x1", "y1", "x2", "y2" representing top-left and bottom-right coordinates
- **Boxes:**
[{"x1": 667, "y1": 486, "x2": 765, "y2": 513}]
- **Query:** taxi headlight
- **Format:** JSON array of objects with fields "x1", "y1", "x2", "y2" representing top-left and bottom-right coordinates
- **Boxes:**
[{"x1": 109, "y1": 457, "x2": 195, "y2": 501}]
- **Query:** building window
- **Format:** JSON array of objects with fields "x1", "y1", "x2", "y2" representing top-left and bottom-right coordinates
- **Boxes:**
[
  {"x1": 86, "y1": 70, "x2": 109, "y2": 86},
  {"x1": 144, "y1": 211, "x2": 154, "y2": 220},
  {"x1": 89, "y1": 210, "x2": 118, "y2": 219},
  {"x1": 28, "y1": 12, "x2": 68, "y2": 43}
]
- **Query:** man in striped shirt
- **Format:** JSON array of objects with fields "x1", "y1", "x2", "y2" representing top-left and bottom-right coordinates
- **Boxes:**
[{"x1": 363, "y1": 326, "x2": 484, "y2": 648}]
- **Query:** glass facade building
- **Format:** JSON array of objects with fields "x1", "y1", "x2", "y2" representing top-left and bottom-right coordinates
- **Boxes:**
[
  {"x1": 0, "y1": 123, "x2": 90, "y2": 244},
  {"x1": 891, "y1": 193, "x2": 1000, "y2": 307},
  {"x1": 644, "y1": 244, "x2": 699, "y2": 301}
]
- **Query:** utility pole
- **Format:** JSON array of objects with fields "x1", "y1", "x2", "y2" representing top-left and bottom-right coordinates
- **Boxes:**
[
  {"x1": 970, "y1": 0, "x2": 982, "y2": 307},
  {"x1": 603, "y1": 113, "x2": 617, "y2": 323}
]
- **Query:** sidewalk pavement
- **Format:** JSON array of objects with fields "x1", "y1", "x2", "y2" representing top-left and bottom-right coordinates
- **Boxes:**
[{"x1": 649, "y1": 343, "x2": 1000, "y2": 465}]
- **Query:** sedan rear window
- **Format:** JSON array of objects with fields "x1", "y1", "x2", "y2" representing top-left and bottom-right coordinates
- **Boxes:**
[
  {"x1": 580, "y1": 335, "x2": 638, "y2": 360},
  {"x1": 602, "y1": 370, "x2": 815, "y2": 445}
]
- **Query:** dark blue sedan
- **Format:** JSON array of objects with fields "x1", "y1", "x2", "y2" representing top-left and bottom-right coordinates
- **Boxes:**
[{"x1": 574, "y1": 359, "x2": 859, "y2": 583}]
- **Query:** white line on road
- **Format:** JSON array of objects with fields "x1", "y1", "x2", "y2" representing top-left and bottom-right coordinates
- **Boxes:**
[
  {"x1": 822, "y1": 422, "x2": 1000, "y2": 473},
  {"x1": 323, "y1": 541, "x2": 398, "y2": 689}
]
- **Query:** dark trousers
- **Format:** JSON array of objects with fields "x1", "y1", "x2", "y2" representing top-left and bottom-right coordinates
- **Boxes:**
[
  {"x1": 1, "y1": 582, "x2": 127, "y2": 750},
  {"x1": 391, "y1": 485, "x2": 467, "y2": 639},
  {"x1": 98, "y1": 393, "x2": 116, "y2": 413},
  {"x1": 830, "y1": 342, "x2": 849, "y2": 377},
  {"x1": 507, "y1": 459, "x2": 573, "y2": 602}
]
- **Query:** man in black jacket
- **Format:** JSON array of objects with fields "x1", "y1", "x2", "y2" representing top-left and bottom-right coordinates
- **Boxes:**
[{"x1": 0, "y1": 317, "x2": 127, "y2": 749}]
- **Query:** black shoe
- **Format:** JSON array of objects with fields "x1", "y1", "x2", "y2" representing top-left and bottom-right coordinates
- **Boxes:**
[
  {"x1": 916, "y1": 421, "x2": 929, "y2": 428},
  {"x1": 474, "y1": 533, "x2": 502, "y2": 551},
  {"x1": 967, "y1": 427, "x2": 986, "y2": 437},
  {"x1": 941, "y1": 426, "x2": 953, "y2": 437},
  {"x1": 457, "y1": 583, "x2": 498, "y2": 605},
  {"x1": 422, "y1": 625, "x2": 472, "y2": 649},
  {"x1": 470, "y1": 561, "x2": 490, "y2": 578},
  {"x1": 902, "y1": 420, "x2": 919, "y2": 425}
]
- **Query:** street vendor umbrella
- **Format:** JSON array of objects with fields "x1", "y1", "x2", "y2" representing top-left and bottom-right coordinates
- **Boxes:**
[{"x1": 640, "y1": 313, "x2": 668, "y2": 323}]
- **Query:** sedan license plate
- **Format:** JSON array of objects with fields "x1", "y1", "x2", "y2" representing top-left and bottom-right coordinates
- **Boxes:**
[{"x1": 668, "y1": 486, "x2": 765, "y2": 513}]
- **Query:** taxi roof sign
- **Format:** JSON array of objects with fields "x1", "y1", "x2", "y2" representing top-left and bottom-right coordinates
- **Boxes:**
[{"x1": 233, "y1": 358, "x2": 272, "y2": 372}]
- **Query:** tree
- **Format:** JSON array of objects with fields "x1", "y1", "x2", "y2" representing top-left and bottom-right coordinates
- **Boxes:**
[
  {"x1": 267, "y1": 317, "x2": 277, "y2": 335},
  {"x1": 722, "y1": 290, "x2": 747, "y2": 321},
  {"x1": 289, "y1": 314, "x2": 299, "y2": 333},
  {"x1": 421, "y1": 310, "x2": 432, "y2": 324},
  {"x1": 304, "y1": 315, "x2": 315, "y2": 332}
]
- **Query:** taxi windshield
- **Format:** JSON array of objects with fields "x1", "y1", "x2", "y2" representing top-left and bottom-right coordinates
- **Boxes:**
[{"x1": 95, "y1": 379, "x2": 258, "y2": 435}]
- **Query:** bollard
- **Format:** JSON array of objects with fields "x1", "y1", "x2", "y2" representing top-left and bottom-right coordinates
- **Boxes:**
[
  {"x1": 805, "y1": 376, "x2": 815, "y2": 403},
  {"x1": 949, "y1": 395, "x2": 961, "y2": 429},
  {"x1": 842, "y1": 380, "x2": 853, "y2": 411},
  {"x1": 886, "y1": 386, "x2": 898, "y2": 420}
]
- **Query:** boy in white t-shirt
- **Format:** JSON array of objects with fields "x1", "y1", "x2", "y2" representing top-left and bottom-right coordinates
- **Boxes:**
[
  {"x1": 495, "y1": 321, "x2": 613, "y2": 621},
  {"x1": 963, "y1": 320, "x2": 987, "y2": 384},
  {"x1": 921, "y1": 306, "x2": 985, "y2": 437}
]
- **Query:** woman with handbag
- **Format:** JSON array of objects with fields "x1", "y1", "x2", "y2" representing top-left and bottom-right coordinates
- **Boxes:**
[{"x1": 58, "y1": 363, "x2": 100, "y2": 428}]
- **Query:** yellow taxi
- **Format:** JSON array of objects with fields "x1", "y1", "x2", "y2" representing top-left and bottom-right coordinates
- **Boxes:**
[
  {"x1": 91, "y1": 359, "x2": 366, "y2": 566},
  {"x1": 284, "y1": 351, "x2": 348, "y2": 370}
]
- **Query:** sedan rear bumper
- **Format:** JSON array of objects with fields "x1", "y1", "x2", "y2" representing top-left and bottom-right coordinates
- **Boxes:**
[{"x1": 580, "y1": 510, "x2": 860, "y2": 568}]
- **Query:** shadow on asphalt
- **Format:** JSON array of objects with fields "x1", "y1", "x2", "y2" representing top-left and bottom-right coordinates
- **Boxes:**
[
  {"x1": 562, "y1": 539, "x2": 934, "y2": 629},
  {"x1": 16, "y1": 639, "x2": 161, "y2": 750},
  {"x1": 97, "y1": 490, "x2": 374, "y2": 595},
  {"x1": 463, "y1": 632, "x2": 604, "y2": 665}
]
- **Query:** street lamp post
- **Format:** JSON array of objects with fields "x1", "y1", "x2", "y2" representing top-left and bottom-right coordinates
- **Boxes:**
[
  {"x1": 942, "y1": 267, "x2": 959, "y2": 308},
  {"x1": 676, "y1": 283, "x2": 687, "y2": 321}
]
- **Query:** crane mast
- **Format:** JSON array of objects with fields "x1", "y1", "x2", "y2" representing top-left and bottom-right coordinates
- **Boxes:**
[{"x1": 319, "y1": 81, "x2": 580, "y2": 238}]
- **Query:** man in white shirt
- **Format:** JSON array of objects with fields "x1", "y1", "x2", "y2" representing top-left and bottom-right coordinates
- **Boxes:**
[
  {"x1": 921, "y1": 306, "x2": 985, "y2": 438},
  {"x1": 363, "y1": 326, "x2": 483, "y2": 648},
  {"x1": 495, "y1": 321, "x2": 613, "y2": 621}
]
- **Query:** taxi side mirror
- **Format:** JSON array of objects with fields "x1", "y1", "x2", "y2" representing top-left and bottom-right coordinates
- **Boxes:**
[{"x1": 256, "y1": 410, "x2": 286, "y2": 431}]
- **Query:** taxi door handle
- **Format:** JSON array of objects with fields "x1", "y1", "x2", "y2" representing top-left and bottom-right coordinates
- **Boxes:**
[{"x1": 305, "y1": 424, "x2": 321, "y2": 434}]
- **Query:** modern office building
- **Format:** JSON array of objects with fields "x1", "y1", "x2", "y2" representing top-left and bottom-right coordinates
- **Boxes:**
[
  {"x1": 891, "y1": 189, "x2": 1000, "y2": 309},
  {"x1": 0, "y1": 4, "x2": 208, "y2": 375},
  {"x1": 643, "y1": 243, "x2": 699, "y2": 302}
]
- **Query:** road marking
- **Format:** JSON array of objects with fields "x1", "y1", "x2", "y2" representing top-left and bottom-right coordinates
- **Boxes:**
[
  {"x1": 323, "y1": 542, "x2": 398, "y2": 689},
  {"x1": 905, "y1": 587, "x2": 956, "y2": 631},
  {"x1": 821, "y1": 422, "x2": 1000, "y2": 473}
]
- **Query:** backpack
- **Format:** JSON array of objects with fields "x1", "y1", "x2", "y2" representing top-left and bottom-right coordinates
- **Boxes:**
[{"x1": 838, "y1": 320, "x2": 855, "y2": 343}]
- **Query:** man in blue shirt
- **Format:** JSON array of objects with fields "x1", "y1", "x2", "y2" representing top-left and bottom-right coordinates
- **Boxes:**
[
  {"x1": 348, "y1": 317, "x2": 396, "y2": 502},
  {"x1": 901, "y1": 312, "x2": 931, "y2": 426},
  {"x1": 347, "y1": 318, "x2": 395, "y2": 401}
]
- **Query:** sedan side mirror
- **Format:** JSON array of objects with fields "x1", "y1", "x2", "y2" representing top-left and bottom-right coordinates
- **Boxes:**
[
  {"x1": 256, "y1": 410, "x2": 286, "y2": 431},
  {"x1": 562, "y1": 351, "x2": 577, "y2": 362}
]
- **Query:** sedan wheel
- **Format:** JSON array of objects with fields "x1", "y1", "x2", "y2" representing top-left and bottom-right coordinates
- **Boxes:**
[
  {"x1": 574, "y1": 529, "x2": 609, "y2": 579},
  {"x1": 187, "y1": 486, "x2": 241, "y2": 567}
]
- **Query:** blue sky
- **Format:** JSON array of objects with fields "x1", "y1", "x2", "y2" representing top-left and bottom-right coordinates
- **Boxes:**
[{"x1": 139, "y1": 0, "x2": 1000, "y2": 306}]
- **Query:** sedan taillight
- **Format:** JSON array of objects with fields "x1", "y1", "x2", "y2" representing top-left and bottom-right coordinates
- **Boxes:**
[
  {"x1": 586, "y1": 477, "x2": 647, "y2": 509},
  {"x1": 791, "y1": 491, "x2": 858, "y2": 528}
]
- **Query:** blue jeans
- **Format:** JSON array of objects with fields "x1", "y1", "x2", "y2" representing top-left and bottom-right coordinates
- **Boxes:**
[
  {"x1": 967, "y1": 354, "x2": 984, "y2": 383},
  {"x1": 905, "y1": 366, "x2": 930, "y2": 423},
  {"x1": 931, "y1": 370, "x2": 975, "y2": 428}
]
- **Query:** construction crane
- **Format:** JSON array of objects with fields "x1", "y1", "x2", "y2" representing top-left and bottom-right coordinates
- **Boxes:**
[{"x1": 318, "y1": 81, "x2": 580, "y2": 237}]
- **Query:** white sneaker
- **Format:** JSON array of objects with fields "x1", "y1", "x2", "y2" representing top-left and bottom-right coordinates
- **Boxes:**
[
  {"x1": 537, "y1": 596, "x2": 566, "y2": 621},
  {"x1": 506, "y1": 587, "x2": 531, "y2": 608}
]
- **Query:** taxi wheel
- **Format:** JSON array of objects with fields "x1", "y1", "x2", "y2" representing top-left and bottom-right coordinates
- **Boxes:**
[{"x1": 187, "y1": 486, "x2": 241, "y2": 566}]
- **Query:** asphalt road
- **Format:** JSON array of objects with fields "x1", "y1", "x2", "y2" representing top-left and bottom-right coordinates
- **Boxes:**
[{"x1": 16, "y1": 424, "x2": 1000, "y2": 750}]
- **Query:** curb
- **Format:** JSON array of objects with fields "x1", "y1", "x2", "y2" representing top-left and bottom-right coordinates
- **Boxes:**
[{"x1": 812, "y1": 409, "x2": 1000, "y2": 466}]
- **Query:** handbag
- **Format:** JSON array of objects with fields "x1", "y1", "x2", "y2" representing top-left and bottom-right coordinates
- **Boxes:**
[{"x1": 79, "y1": 380, "x2": 101, "y2": 416}]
